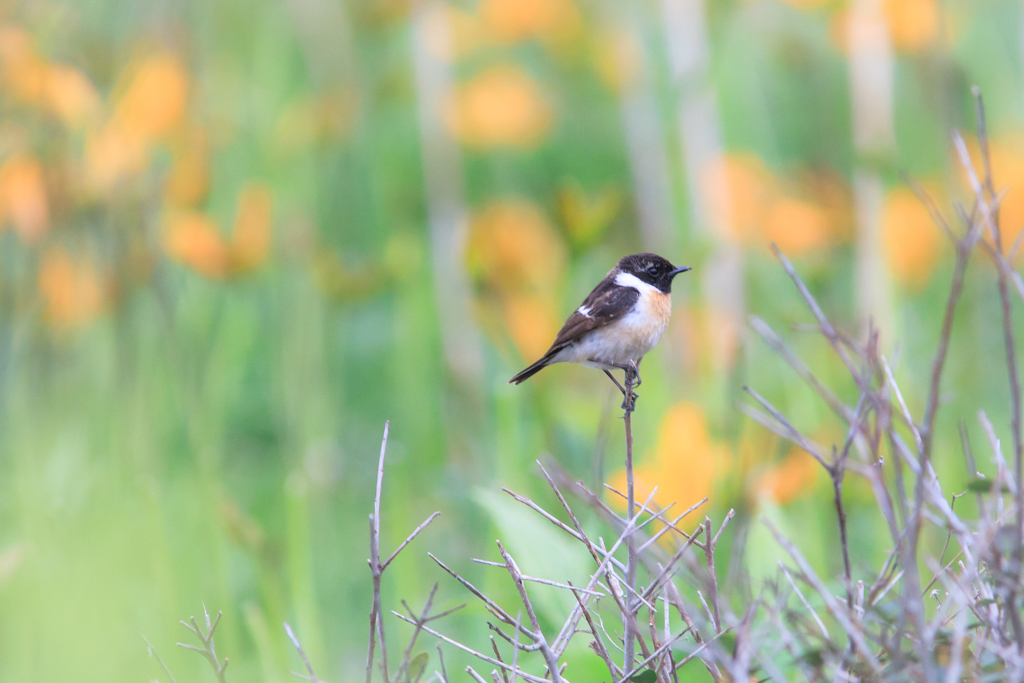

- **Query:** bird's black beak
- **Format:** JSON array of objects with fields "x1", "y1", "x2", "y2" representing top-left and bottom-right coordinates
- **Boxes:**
[{"x1": 669, "y1": 266, "x2": 692, "y2": 278}]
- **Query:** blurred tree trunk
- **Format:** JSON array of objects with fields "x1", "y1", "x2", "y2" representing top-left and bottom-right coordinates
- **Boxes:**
[
  {"x1": 661, "y1": 0, "x2": 744, "y2": 373},
  {"x1": 848, "y1": 0, "x2": 895, "y2": 337},
  {"x1": 614, "y1": 19, "x2": 676, "y2": 256},
  {"x1": 411, "y1": 2, "x2": 484, "y2": 387}
]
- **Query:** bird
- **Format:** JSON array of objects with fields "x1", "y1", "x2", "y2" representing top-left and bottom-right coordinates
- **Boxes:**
[{"x1": 509, "y1": 253, "x2": 691, "y2": 407}]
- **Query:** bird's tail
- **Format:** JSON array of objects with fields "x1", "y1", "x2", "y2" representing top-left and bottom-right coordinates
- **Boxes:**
[{"x1": 509, "y1": 353, "x2": 554, "y2": 385}]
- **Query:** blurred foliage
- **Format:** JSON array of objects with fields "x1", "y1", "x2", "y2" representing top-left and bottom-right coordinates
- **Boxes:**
[{"x1": 0, "y1": 0, "x2": 1022, "y2": 681}]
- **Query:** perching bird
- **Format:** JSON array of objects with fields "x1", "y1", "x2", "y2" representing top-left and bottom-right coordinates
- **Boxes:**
[{"x1": 509, "y1": 253, "x2": 690, "y2": 405}]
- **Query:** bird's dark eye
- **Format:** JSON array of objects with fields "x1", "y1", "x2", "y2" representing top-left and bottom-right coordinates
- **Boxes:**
[{"x1": 646, "y1": 265, "x2": 657, "y2": 274}]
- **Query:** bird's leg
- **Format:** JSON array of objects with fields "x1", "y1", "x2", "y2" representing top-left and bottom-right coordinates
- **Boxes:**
[
  {"x1": 602, "y1": 369, "x2": 628, "y2": 396},
  {"x1": 628, "y1": 358, "x2": 642, "y2": 388},
  {"x1": 591, "y1": 359, "x2": 639, "y2": 411}
]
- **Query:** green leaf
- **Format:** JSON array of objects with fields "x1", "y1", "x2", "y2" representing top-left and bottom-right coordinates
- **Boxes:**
[
  {"x1": 409, "y1": 651, "x2": 429, "y2": 683},
  {"x1": 967, "y1": 477, "x2": 993, "y2": 493},
  {"x1": 629, "y1": 670, "x2": 657, "y2": 683}
]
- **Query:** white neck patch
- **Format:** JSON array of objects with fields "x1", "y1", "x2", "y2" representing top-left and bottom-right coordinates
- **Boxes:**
[{"x1": 615, "y1": 271, "x2": 660, "y2": 296}]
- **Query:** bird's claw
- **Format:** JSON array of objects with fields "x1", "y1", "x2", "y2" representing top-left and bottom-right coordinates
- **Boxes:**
[{"x1": 621, "y1": 391, "x2": 638, "y2": 412}]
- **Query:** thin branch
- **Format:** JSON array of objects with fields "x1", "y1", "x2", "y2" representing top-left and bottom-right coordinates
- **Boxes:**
[
  {"x1": 495, "y1": 540, "x2": 562, "y2": 682},
  {"x1": 763, "y1": 520, "x2": 880, "y2": 672},
  {"x1": 367, "y1": 421, "x2": 391, "y2": 683},
  {"x1": 382, "y1": 512, "x2": 441, "y2": 572},
  {"x1": 142, "y1": 634, "x2": 178, "y2": 683},
  {"x1": 391, "y1": 613, "x2": 551, "y2": 683},
  {"x1": 177, "y1": 606, "x2": 229, "y2": 683},
  {"x1": 284, "y1": 622, "x2": 322, "y2": 683}
]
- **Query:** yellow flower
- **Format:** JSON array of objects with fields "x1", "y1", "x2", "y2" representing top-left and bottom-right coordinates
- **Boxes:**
[
  {"x1": 447, "y1": 65, "x2": 552, "y2": 148},
  {"x1": 38, "y1": 249, "x2": 106, "y2": 328},
  {"x1": 557, "y1": 180, "x2": 622, "y2": 247},
  {"x1": 778, "y1": 0, "x2": 830, "y2": 8},
  {"x1": 882, "y1": 186, "x2": 942, "y2": 288},
  {"x1": 0, "y1": 153, "x2": 48, "y2": 243},
  {"x1": 610, "y1": 402, "x2": 729, "y2": 530}
]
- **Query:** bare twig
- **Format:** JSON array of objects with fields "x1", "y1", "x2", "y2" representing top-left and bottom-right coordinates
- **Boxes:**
[
  {"x1": 495, "y1": 541, "x2": 562, "y2": 682},
  {"x1": 763, "y1": 520, "x2": 879, "y2": 671},
  {"x1": 367, "y1": 421, "x2": 391, "y2": 683},
  {"x1": 284, "y1": 622, "x2": 322, "y2": 683},
  {"x1": 367, "y1": 421, "x2": 441, "y2": 683},
  {"x1": 177, "y1": 605, "x2": 229, "y2": 683},
  {"x1": 142, "y1": 634, "x2": 178, "y2": 683}
]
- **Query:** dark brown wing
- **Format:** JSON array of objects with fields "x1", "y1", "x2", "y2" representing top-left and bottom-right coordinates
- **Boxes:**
[
  {"x1": 549, "y1": 276, "x2": 639, "y2": 351},
  {"x1": 509, "y1": 274, "x2": 638, "y2": 384}
]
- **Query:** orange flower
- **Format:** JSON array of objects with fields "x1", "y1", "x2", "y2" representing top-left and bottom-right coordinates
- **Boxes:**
[
  {"x1": 165, "y1": 126, "x2": 210, "y2": 207},
  {"x1": 163, "y1": 211, "x2": 230, "y2": 278},
  {"x1": 831, "y1": 0, "x2": 940, "y2": 54},
  {"x1": 0, "y1": 153, "x2": 48, "y2": 243},
  {"x1": 84, "y1": 123, "x2": 148, "y2": 192},
  {"x1": 447, "y1": 65, "x2": 552, "y2": 148},
  {"x1": 610, "y1": 402, "x2": 729, "y2": 530},
  {"x1": 701, "y1": 152, "x2": 847, "y2": 254},
  {"x1": 885, "y1": 0, "x2": 939, "y2": 52},
  {"x1": 882, "y1": 187, "x2": 942, "y2": 287},
  {"x1": 44, "y1": 64, "x2": 99, "y2": 127},
  {"x1": 0, "y1": 25, "x2": 48, "y2": 105},
  {"x1": 701, "y1": 153, "x2": 777, "y2": 245},
  {"x1": 477, "y1": 0, "x2": 581, "y2": 45},
  {"x1": 957, "y1": 137, "x2": 1024, "y2": 259},
  {"x1": 763, "y1": 197, "x2": 831, "y2": 256},
  {"x1": 230, "y1": 184, "x2": 273, "y2": 272},
  {"x1": 467, "y1": 200, "x2": 565, "y2": 292},
  {"x1": 0, "y1": 26, "x2": 98, "y2": 126},
  {"x1": 466, "y1": 199, "x2": 566, "y2": 360},
  {"x1": 115, "y1": 54, "x2": 188, "y2": 141},
  {"x1": 502, "y1": 293, "x2": 560, "y2": 361},
  {"x1": 751, "y1": 448, "x2": 820, "y2": 505},
  {"x1": 38, "y1": 249, "x2": 105, "y2": 328},
  {"x1": 85, "y1": 53, "x2": 189, "y2": 192}
]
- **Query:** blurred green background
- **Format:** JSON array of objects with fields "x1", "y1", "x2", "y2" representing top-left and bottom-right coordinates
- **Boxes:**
[{"x1": 2, "y1": 0, "x2": 1024, "y2": 680}]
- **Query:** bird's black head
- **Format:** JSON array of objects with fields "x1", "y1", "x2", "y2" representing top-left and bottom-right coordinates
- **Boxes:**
[{"x1": 617, "y1": 253, "x2": 691, "y2": 293}]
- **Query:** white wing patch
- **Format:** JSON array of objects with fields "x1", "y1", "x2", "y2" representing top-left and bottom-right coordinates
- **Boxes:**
[{"x1": 577, "y1": 305, "x2": 592, "y2": 318}]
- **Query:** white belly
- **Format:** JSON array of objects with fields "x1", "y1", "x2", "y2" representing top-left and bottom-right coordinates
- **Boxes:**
[{"x1": 555, "y1": 293, "x2": 671, "y2": 368}]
